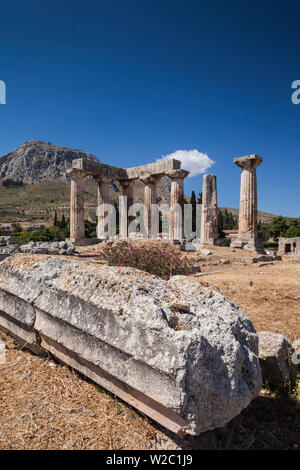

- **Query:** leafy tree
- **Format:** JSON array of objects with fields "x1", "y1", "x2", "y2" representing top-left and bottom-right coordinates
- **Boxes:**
[
  {"x1": 285, "y1": 219, "x2": 300, "y2": 238},
  {"x1": 258, "y1": 221, "x2": 271, "y2": 240},
  {"x1": 12, "y1": 222, "x2": 22, "y2": 233},
  {"x1": 268, "y1": 216, "x2": 289, "y2": 240},
  {"x1": 258, "y1": 216, "x2": 300, "y2": 240},
  {"x1": 217, "y1": 208, "x2": 238, "y2": 236},
  {"x1": 218, "y1": 208, "x2": 224, "y2": 237}
]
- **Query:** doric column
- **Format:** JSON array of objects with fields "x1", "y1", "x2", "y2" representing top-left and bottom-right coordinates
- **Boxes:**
[
  {"x1": 200, "y1": 174, "x2": 218, "y2": 245},
  {"x1": 95, "y1": 177, "x2": 111, "y2": 238},
  {"x1": 119, "y1": 180, "x2": 134, "y2": 238},
  {"x1": 69, "y1": 169, "x2": 86, "y2": 240},
  {"x1": 234, "y1": 155, "x2": 262, "y2": 241},
  {"x1": 168, "y1": 169, "x2": 189, "y2": 240},
  {"x1": 232, "y1": 154, "x2": 263, "y2": 253},
  {"x1": 140, "y1": 174, "x2": 162, "y2": 238}
]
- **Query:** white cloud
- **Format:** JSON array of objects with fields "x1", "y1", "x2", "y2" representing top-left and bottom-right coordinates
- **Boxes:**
[{"x1": 157, "y1": 149, "x2": 215, "y2": 177}]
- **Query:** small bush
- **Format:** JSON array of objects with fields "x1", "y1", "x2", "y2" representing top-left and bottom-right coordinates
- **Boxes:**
[
  {"x1": 264, "y1": 241, "x2": 278, "y2": 249},
  {"x1": 100, "y1": 243, "x2": 194, "y2": 279},
  {"x1": 222, "y1": 239, "x2": 231, "y2": 247},
  {"x1": 14, "y1": 226, "x2": 69, "y2": 245}
]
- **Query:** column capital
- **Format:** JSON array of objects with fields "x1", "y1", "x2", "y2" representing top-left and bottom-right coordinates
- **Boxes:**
[
  {"x1": 67, "y1": 169, "x2": 87, "y2": 181},
  {"x1": 234, "y1": 155, "x2": 263, "y2": 169},
  {"x1": 93, "y1": 176, "x2": 111, "y2": 184},
  {"x1": 119, "y1": 179, "x2": 134, "y2": 188},
  {"x1": 167, "y1": 169, "x2": 189, "y2": 179},
  {"x1": 140, "y1": 173, "x2": 162, "y2": 185}
]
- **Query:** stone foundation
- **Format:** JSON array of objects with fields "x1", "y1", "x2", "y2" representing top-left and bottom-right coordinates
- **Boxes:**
[{"x1": 231, "y1": 237, "x2": 265, "y2": 254}]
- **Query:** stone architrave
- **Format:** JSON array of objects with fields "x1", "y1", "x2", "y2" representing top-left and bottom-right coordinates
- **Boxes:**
[
  {"x1": 69, "y1": 169, "x2": 86, "y2": 240},
  {"x1": 168, "y1": 169, "x2": 189, "y2": 240},
  {"x1": 233, "y1": 154, "x2": 263, "y2": 252},
  {"x1": 200, "y1": 174, "x2": 218, "y2": 245},
  {"x1": 119, "y1": 180, "x2": 134, "y2": 238}
]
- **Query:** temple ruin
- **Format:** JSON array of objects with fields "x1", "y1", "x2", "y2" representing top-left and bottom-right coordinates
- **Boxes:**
[
  {"x1": 68, "y1": 153, "x2": 265, "y2": 253},
  {"x1": 68, "y1": 158, "x2": 189, "y2": 244}
]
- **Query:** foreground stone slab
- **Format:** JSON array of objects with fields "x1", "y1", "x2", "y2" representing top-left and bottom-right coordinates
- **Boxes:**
[{"x1": 0, "y1": 254, "x2": 262, "y2": 435}]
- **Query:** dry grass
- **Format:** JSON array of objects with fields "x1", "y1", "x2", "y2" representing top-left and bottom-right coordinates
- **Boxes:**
[
  {"x1": 0, "y1": 245, "x2": 299, "y2": 450},
  {"x1": 200, "y1": 257, "x2": 300, "y2": 343},
  {"x1": 0, "y1": 331, "x2": 156, "y2": 450}
]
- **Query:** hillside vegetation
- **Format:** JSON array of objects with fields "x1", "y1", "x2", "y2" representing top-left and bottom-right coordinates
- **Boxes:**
[{"x1": 0, "y1": 180, "x2": 279, "y2": 227}]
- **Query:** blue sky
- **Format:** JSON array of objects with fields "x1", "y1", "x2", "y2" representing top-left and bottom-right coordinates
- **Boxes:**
[{"x1": 0, "y1": 0, "x2": 299, "y2": 216}]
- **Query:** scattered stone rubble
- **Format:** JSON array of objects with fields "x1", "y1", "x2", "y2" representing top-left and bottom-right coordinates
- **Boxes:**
[
  {"x1": 0, "y1": 240, "x2": 75, "y2": 260},
  {"x1": 0, "y1": 253, "x2": 262, "y2": 436},
  {"x1": 242, "y1": 255, "x2": 282, "y2": 264}
]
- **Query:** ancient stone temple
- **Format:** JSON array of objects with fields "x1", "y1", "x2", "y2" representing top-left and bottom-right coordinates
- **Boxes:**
[
  {"x1": 232, "y1": 154, "x2": 264, "y2": 253},
  {"x1": 200, "y1": 174, "x2": 219, "y2": 245},
  {"x1": 68, "y1": 158, "x2": 189, "y2": 244}
]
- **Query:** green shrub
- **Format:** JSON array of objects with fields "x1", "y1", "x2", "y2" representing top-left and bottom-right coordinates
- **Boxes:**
[
  {"x1": 222, "y1": 238, "x2": 231, "y2": 247},
  {"x1": 100, "y1": 243, "x2": 194, "y2": 279},
  {"x1": 14, "y1": 226, "x2": 69, "y2": 245},
  {"x1": 264, "y1": 241, "x2": 278, "y2": 249}
]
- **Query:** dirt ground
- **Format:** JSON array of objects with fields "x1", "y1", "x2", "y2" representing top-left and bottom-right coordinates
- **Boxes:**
[
  {"x1": 192, "y1": 246, "x2": 300, "y2": 343},
  {"x1": 0, "y1": 245, "x2": 299, "y2": 450}
]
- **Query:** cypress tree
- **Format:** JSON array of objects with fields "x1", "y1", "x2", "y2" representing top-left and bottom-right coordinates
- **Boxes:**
[
  {"x1": 54, "y1": 209, "x2": 58, "y2": 226},
  {"x1": 191, "y1": 191, "x2": 197, "y2": 232},
  {"x1": 59, "y1": 213, "x2": 66, "y2": 228}
]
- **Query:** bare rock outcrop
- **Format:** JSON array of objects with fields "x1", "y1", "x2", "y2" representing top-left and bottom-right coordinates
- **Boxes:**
[
  {"x1": 0, "y1": 254, "x2": 262, "y2": 435},
  {"x1": 0, "y1": 140, "x2": 98, "y2": 184}
]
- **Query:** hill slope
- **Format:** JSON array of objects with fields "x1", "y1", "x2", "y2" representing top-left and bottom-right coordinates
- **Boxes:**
[{"x1": 0, "y1": 140, "x2": 278, "y2": 226}]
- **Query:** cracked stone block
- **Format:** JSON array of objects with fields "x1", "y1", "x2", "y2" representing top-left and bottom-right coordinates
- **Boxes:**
[
  {"x1": 0, "y1": 254, "x2": 262, "y2": 436},
  {"x1": 258, "y1": 331, "x2": 295, "y2": 388}
]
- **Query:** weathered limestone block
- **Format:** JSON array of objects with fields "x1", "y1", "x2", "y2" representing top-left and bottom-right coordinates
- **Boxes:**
[
  {"x1": 0, "y1": 254, "x2": 262, "y2": 435},
  {"x1": 0, "y1": 256, "x2": 45, "y2": 354},
  {"x1": 258, "y1": 331, "x2": 295, "y2": 388}
]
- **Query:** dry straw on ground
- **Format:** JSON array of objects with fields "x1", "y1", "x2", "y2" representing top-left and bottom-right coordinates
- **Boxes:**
[
  {"x1": 0, "y1": 331, "x2": 156, "y2": 450},
  {"x1": 0, "y1": 246, "x2": 299, "y2": 450}
]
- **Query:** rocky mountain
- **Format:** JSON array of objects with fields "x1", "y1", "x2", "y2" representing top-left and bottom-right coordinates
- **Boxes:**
[
  {"x1": 0, "y1": 140, "x2": 99, "y2": 184},
  {"x1": 0, "y1": 139, "x2": 172, "y2": 199}
]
